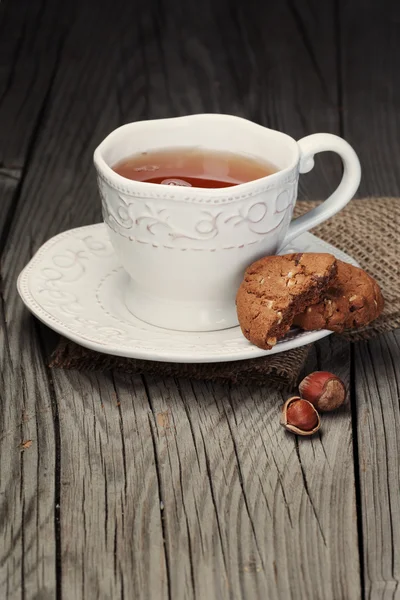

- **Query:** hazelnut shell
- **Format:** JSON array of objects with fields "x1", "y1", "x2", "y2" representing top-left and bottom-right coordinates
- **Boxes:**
[
  {"x1": 280, "y1": 396, "x2": 321, "y2": 436},
  {"x1": 299, "y1": 371, "x2": 346, "y2": 412}
]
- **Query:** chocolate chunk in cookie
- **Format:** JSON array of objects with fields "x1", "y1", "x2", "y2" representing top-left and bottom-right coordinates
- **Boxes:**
[
  {"x1": 293, "y1": 260, "x2": 384, "y2": 333},
  {"x1": 236, "y1": 253, "x2": 337, "y2": 350}
]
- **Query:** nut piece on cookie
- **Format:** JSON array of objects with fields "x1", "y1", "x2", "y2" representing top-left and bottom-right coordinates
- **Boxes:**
[
  {"x1": 236, "y1": 253, "x2": 337, "y2": 350},
  {"x1": 293, "y1": 260, "x2": 384, "y2": 333}
]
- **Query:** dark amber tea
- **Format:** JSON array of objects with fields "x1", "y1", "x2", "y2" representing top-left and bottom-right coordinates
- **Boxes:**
[{"x1": 112, "y1": 147, "x2": 277, "y2": 188}]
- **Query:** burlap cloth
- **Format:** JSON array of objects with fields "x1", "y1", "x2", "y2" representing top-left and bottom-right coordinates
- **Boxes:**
[{"x1": 50, "y1": 198, "x2": 400, "y2": 388}]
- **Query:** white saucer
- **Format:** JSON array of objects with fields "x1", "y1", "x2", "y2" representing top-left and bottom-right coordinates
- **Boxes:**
[{"x1": 17, "y1": 224, "x2": 359, "y2": 363}]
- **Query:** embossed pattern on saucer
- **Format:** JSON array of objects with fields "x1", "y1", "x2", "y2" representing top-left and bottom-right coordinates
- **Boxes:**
[{"x1": 17, "y1": 224, "x2": 359, "y2": 363}]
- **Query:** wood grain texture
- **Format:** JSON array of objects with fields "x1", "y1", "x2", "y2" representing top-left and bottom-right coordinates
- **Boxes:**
[
  {"x1": 140, "y1": 336, "x2": 360, "y2": 600},
  {"x1": 341, "y1": 2, "x2": 400, "y2": 594},
  {"x1": 50, "y1": 370, "x2": 168, "y2": 599},
  {"x1": 0, "y1": 0, "x2": 75, "y2": 596},
  {"x1": 341, "y1": 0, "x2": 400, "y2": 197},
  {"x1": 48, "y1": 337, "x2": 359, "y2": 600},
  {"x1": 354, "y1": 331, "x2": 400, "y2": 599},
  {"x1": 0, "y1": 266, "x2": 57, "y2": 600},
  {"x1": 0, "y1": 0, "x2": 75, "y2": 240},
  {"x1": 1, "y1": 0, "x2": 399, "y2": 597},
  {"x1": 0, "y1": 0, "x2": 69, "y2": 168}
]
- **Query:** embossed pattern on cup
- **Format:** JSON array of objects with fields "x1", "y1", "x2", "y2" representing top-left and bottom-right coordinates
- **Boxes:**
[{"x1": 98, "y1": 171, "x2": 298, "y2": 251}]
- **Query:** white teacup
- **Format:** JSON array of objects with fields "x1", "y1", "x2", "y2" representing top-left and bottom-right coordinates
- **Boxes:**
[{"x1": 94, "y1": 114, "x2": 361, "y2": 332}]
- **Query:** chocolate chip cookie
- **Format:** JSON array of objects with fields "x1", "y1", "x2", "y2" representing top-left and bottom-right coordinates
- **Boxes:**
[
  {"x1": 236, "y1": 253, "x2": 337, "y2": 350},
  {"x1": 293, "y1": 260, "x2": 384, "y2": 333}
]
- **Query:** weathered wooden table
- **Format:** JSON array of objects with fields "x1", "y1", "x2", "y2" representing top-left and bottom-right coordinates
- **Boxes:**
[{"x1": 1, "y1": 0, "x2": 399, "y2": 598}]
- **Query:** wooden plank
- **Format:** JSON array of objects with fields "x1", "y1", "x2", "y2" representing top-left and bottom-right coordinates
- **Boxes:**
[
  {"x1": 354, "y1": 331, "x2": 400, "y2": 599},
  {"x1": 0, "y1": 0, "x2": 73, "y2": 168},
  {"x1": 0, "y1": 0, "x2": 81, "y2": 596},
  {"x1": 50, "y1": 370, "x2": 168, "y2": 599},
  {"x1": 0, "y1": 178, "x2": 18, "y2": 244},
  {"x1": 341, "y1": 3, "x2": 400, "y2": 595},
  {"x1": 0, "y1": 0, "x2": 75, "y2": 239},
  {"x1": 0, "y1": 262, "x2": 57, "y2": 600},
  {"x1": 341, "y1": 0, "x2": 400, "y2": 196}
]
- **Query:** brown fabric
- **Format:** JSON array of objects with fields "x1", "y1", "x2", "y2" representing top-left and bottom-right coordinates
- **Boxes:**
[
  {"x1": 50, "y1": 337, "x2": 311, "y2": 389},
  {"x1": 293, "y1": 197, "x2": 400, "y2": 340},
  {"x1": 50, "y1": 197, "x2": 400, "y2": 386}
]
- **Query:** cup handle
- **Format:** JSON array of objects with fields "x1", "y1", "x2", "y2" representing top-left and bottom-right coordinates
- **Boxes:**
[{"x1": 281, "y1": 133, "x2": 361, "y2": 247}]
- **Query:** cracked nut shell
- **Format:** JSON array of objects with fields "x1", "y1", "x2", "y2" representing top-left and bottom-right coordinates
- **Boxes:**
[{"x1": 280, "y1": 397, "x2": 321, "y2": 436}]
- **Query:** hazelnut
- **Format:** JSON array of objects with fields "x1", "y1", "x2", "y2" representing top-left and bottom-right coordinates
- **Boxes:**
[
  {"x1": 299, "y1": 371, "x2": 346, "y2": 412},
  {"x1": 280, "y1": 397, "x2": 321, "y2": 436}
]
